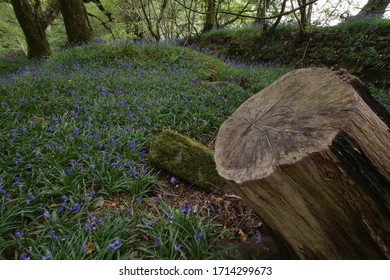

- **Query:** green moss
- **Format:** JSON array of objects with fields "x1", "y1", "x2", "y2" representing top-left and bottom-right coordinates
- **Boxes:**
[
  {"x1": 189, "y1": 19, "x2": 390, "y2": 83},
  {"x1": 148, "y1": 130, "x2": 223, "y2": 189}
]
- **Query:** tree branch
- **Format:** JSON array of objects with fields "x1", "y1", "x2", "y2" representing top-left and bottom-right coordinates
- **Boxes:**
[
  {"x1": 267, "y1": 0, "x2": 288, "y2": 34},
  {"x1": 174, "y1": 0, "x2": 319, "y2": 21},
  {"x1": 87, "y1": 12, "x2": 115, "y2": 39},
  {"x1": 83, "y1": 0, "x2": 113, "y2": 22},
  {"x1": 219, "y1": 1, "x2": 251, "y2": 28},
  {"x1": 41, "y1": 0, "x2": 61, "y2": 29}
]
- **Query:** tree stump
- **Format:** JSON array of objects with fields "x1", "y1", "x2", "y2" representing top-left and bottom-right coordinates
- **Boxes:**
[{"x1": 214, "y1": 68, "x2": 390, "y2": 259}]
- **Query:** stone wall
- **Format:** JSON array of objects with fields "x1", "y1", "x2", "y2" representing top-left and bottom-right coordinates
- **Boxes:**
[{"x1": 189, "y1": 21, "x2": 390, "y2": 84}]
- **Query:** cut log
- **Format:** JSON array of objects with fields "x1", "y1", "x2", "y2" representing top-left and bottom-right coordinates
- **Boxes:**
[{"x1": 214, "y1": 67, "x2": 390, "y2": 259}]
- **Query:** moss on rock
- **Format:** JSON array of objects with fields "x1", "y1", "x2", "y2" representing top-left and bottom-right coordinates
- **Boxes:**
[{"x1": 148, "y1": 130, "x2": 223, "y2": 189}]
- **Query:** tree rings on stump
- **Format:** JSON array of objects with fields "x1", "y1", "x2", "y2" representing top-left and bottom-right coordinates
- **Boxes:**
[{"x1": 215, "y1": 67, "x2": 390, "y2": 259}]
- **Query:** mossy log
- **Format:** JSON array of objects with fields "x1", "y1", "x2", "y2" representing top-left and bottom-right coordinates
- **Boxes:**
[
  {"x1": 214, "y1": 68, "x2": 390, "y2": 259},
  {"x1": 148, "y1": 130, "x2": 223, "y2": 189}
]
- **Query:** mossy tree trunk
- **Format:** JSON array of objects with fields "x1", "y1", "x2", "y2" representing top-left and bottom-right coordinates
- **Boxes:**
[
  {"x1": 59, "y1": 0, "x2": 93, "y2": 45},
  {"x1": 202, "y1": 0, "x2": 216, "y2": 32},
  {"x1": 11, "y1": 0, "x2": 59, "y2": 58},
  {"x1": 254, "y1": 0, "x2": 270, "y2": 26},
  {"x1": 215, "y1": 68, "x2": 390, "y2": 259}
]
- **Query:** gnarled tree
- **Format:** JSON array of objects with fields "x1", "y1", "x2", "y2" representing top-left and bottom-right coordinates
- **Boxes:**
[{"x1": 10, "y1": 0, "x2": 60, "y2": 58}]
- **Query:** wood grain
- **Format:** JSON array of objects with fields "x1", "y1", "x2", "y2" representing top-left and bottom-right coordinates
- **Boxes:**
[{"x1": 215, "y1": 68, "x2": 390, "y2": 259}]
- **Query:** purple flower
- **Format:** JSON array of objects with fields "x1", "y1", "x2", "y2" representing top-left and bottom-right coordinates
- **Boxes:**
[
  {"x1": 81, "y1": 195, "x2": 89, "y2": 201},
  {"x1": 15, "y1": 232, "x2": 24, "y2": 239},
  {"x1": 155, "y1": 196, "x2": 161, "y2": 203},
  {"x1": 108, "y1": 240, "x2": 121, "y2": 251},
  {"x1": 43, "y1": 210, "x2": 51, "y2": 219},
  {"x1": 82, "y1": 244, "x2": 89, "y2": 253},
  {"x1": 26, "y1": 193, "x2": 35, "y2": 205},
  {"x1": 41, "y1": 250, "x2": 52, "y2": 260},
  {"x1": 136, "y1": 197, "x2": 142, "y2": 204},
  {"x1": 84, "y1": 213, "x2": 102, "y2": 231},
  {"x1": 140, "y1": 167, "x2": 148, "y2": 175},
  {"x1": 194, "y1": 232, "x2": 204, "y2": 240},
  {"x1": 110, "y1": 136, "x2": 116, "y2": 145},
  {"x1": 129, "y1": 167, "x2": 137, "y2": 177},
  {"x1": 126, "y1": 209, "x2": 133, "y2": 218},
  {"x1": 20, "y1": 252, "x2": 30, "y2": 260},
  {"x1": 255, "y1": 231, "x2": 263, "y2": 244},
  {"x1": 154, "y1": 237, "x2": 161, "y2": 246},
  {"x1": 145, "y1": 220, "x2": 153, "y2": 227},
  {"x1": 72, "y1": 203, "x2": 81, "y2": 212},
  {"x1": 167, "y1": 213, "x2": 173, "y2": 224},
  {"x1": 47, "y1": 125, "x2": 57, "y2": 132},
  {"x1": 61, "y1": 195, "x2": 68, "y2": 204},
  {"x1": 73, "y1": 127, "x2": 80, "y2": 137},
  {"x1": 49, "y1": 230, "x2": 58, "y2": 241},
  {"x1": 180, "y1": 203, "x2": 194, "y2": 215},
  {"x1": 12, "y1": 176, "x2": 23, "y2": 188},
  {"x1": 170, "y1": 177, "x2": 176, "y2": 184},
  {"x1": 194, "y1": 232, "x2": 204, "y2": 246},
  {"x1": 139, "y1": 150, "x2": 146, "y2": 159}
]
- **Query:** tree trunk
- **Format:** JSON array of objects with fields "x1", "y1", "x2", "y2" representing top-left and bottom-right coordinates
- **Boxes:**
[
  {"x1": 214, "y1": 68, "x2": 390, "y2": 259},
  {"x1": 202, "y1": 0, "x2": 216, "y2": 32},
  {"x1": 266, "y1": 0, "x2": 287, "y2": 35},
  {"x1": 59, "y1": 0, "x2": 93, "y2": 45},
  {"x1": 11, "y1": 0, "x2": 52, "y2": 59},
  {"x1": 358, "y1": 0, "x2": 390, "y2": 17},
  {"x1": 254, "y1": 0, "x2": 269, "y2": 26}
]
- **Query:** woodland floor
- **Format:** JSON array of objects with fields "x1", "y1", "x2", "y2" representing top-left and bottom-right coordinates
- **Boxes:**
[{"x1": 152, "y1": 174, "x2": 288, "y2": 260}]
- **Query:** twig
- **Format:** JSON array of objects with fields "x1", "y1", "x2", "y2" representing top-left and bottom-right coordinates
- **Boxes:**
[{"x1": 174, "y1": 0, "x2": 319, "y2": 21}]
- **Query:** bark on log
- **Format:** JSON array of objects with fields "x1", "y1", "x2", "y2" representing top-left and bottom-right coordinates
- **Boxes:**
[{"x1": 214, "y1": 67, "x2": 390, "y2": 259}]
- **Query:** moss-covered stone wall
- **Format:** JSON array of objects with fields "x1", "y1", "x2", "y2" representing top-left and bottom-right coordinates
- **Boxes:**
[{"x1": 188, "y1": 19, "x2": 390, "y2": 83}]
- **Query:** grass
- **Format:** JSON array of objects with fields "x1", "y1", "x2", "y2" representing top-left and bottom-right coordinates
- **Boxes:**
[
  {"x1": 371, "y1": 85, "x2": 390, "y2": 111},
  {"x1": 0, "y1": 40, "x2": 292, "y2": 260}
]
